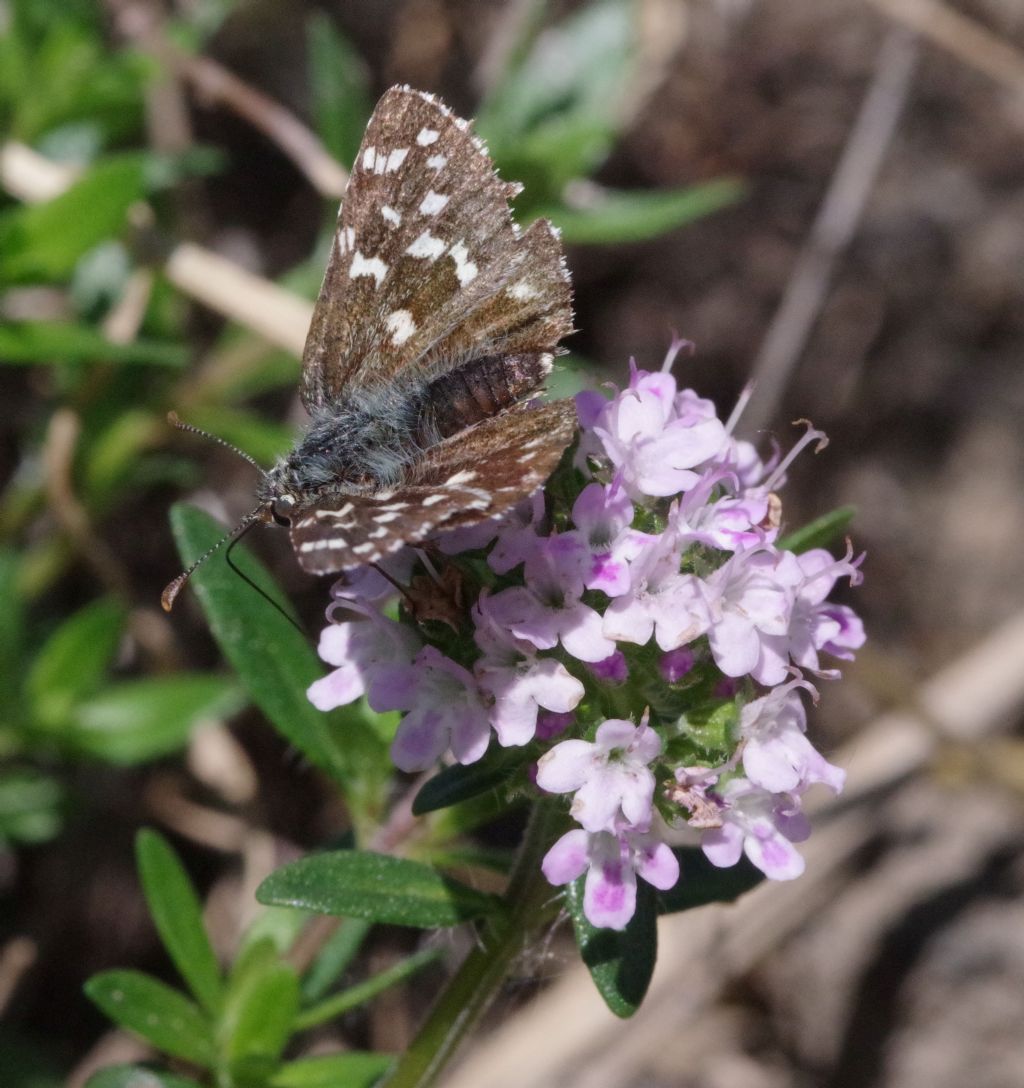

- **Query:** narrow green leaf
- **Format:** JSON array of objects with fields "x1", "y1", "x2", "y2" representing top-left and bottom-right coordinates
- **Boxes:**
[
  {"x1": 0, "y1": 154, "x2": 148, "y2": 284},
  {"x1": 301, "y1": 916, "x2": 372, "y2": 1003},
  {"x1": 777, "y1": 506, "x2": 857, "y2": 555},
  {"x1": 257, "y1": 850, "x2": 502, "y2": 928},
  {"x1": 70, "y1": 675, "x2": 244, "y2": 764},
  {"x1": 0, "y1": 322, "x2": 187, "y2": 367},
  {"x1": 0, "y1": 549, "x2": 24, "y2": 728},
  {"x1": 268, "y1": 1053, "x2": 393, "y2": 1088},
  {"x1": 0, "y1": 768, "x2": 64, "y2": 845},
  {"x1": 295, "y1": 946, "x2": 441, "y2": 1031},
  {"x1": 538, "y1": 179, "x2": 744, "y2": 245},
  {"x1": 136, "y1": 829, "x2": 223, "y2": 1015},
  {"x1": 567, "y1": 879, "x2": 657, "y2": 1018},
  {"x1": 220, "y1": 939, "x2": 299, "y2": 1069},
  {"x1": 84, "y1": 970, "x2": 216, "y2": 1067},
  {"x1": 306, "y1": 13, "x2": 373, "y2": 167},
  {"x1": 412, "y1": 744, "x2": 527, "y2": 816},
  {"x1": 27, "y1": 598, "x2": 125, "y2": 729},
  {"x1": 85, "y1": 1066, "x2": 201, "y2": 1088},
  {"x1": 169, "y1": 504, "x2": 384, "y2": 792},
  {"x1": 656, "y1": 848, "x2": 764, "y2": 914}
]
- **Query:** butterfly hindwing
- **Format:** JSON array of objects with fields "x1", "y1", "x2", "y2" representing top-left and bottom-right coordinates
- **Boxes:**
[{"x1": 289, "y1": 401, "x2": 577, "y2": 574}]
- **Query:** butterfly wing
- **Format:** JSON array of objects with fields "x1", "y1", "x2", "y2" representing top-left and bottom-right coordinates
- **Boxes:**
[
  {"x1": 289, "y1": 400, "x2": 577, "y2": 574},
  {"x1": 300, "y1": 85, "x2": 572, "y2": 412}
]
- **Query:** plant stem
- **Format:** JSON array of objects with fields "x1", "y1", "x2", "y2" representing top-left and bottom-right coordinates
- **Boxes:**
[{"x1": 379, "y1": 800, "x2": 564, "y2": 1088}]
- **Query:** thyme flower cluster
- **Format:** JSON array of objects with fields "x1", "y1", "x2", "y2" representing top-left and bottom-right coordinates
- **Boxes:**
[{"x1": 308, "y1": 343, "x2": 864, "y2": 930}]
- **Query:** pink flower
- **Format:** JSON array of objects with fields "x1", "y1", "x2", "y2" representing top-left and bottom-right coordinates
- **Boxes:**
[
  {"x1": 603, "y1": 528, "x2": 709, "y2": 651},
  {"x1": 536, "y1": 719, "x2": 662, "y2": 832},
  {"x1": 674, "y1": 469, "x2": 774, "y2": 552},
  {"x1": 307, "y1": 609, "x2": 421, "y2": 712},
  {"x1": 738, "y1": 679, "x2": 845, "y2": 794},
  {"x1": 372, "y1": 647, "x2": 491, "y2": 771},
  {"x1": 473, "y1": 597, "x2": 585, "y2": 747},
  {"x1": 542, "y1": 825, "x2": 680, "y2": 930},
  {"x1": 486, "y1": 535, "x2": 615, "y2": 663},
  {"x1": 701, "y1": 778, "x2": 810, "y2": 880},
  {"x1": 570, "y1": 482, "x2": 649, "y2": 597},
  {"x1": 783, "y1": 546, "x2": 866, "y2": 677},
  {"x1": 703, "y1": 546, "x2": 802, "y2": 685},
  {"x1": 488, "y1": 492, "x2": 546, "y2": 574}
]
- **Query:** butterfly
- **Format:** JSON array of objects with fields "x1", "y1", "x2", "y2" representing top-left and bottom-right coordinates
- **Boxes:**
[{"x1": 163, "y1": 86, "x2": 575, "y2": 611}]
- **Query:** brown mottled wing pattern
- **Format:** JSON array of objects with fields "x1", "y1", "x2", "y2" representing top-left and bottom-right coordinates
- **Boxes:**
[
  {"x1": 290, "y1": 402, "x2": 577, "y2": 574},
  {"x1": 300, "y1": 85, "x2": 572, "y2": 411}
]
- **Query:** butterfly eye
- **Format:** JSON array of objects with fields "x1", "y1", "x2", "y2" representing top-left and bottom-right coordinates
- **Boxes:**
[{"x1": 272, "y1": 494, "x2": 296, "y2": 527}]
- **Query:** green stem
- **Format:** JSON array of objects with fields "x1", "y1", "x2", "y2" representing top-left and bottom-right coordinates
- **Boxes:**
[
  {"x1": 295, "y1": 946, "x2": 443, "y2": 1031},
  {"x1": 380, "y1": 800, "x2": 565, "y2": 1088}
]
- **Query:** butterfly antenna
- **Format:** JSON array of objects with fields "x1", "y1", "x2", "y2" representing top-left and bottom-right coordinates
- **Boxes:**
[
  {"x1": 225, "y1": 529, "x2": 307, "y2": 636},
  {"x1": 167, "y1": 412, "x2": 264, "y2": 473},
  {"x1": 161, "y1": 506, "x2": 264, "y2": 612}
]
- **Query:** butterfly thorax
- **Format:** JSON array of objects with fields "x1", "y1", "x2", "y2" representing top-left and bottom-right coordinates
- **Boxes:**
[{"x1": 260, "y1": 350, "x2": 554, "y2": 506}]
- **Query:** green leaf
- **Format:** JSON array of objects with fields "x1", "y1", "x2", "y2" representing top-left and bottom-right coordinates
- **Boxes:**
[
  {"x1": 301, "y1": 916, "x2": 372, "y2": 1003},
  {"x1": 169, "y1": 504, "x2": 385, "y2": 794},
  {"x1": 257, "y1": 850, "x2": 503, "y2": 928},
  {"x1": 0, "y1": 767, "x2": 64, "y2": 845},
  {"x1": 412, "y1": 744, "x2": 527, "y2": 816},
  {"x1": 306, "y1": 13, "x2": 372, "y2": 168},
  {"x1": 85, "y1": 1066, "x2": 201, "y2": 1088},
  {"x1": 0, "y1": 322, "x2": 187, "y2": 367},
  {"x1": 220, "y1": 939, "x2": 299, "y2": 1070},
  {"x1": 0, "y1": 154, "x2": 148, "y2": 284},
  {"x1": 27, "y1": 598, "x2": 125, "y2": 729},
  {"x1": 136, "y1": 829, "x2": 223, "y2": 1015},
  {"x1": 84, "y1": 970, "x2": 216, "y2": 1067},
  {"x1": 478, "y1": 0, "x2": 635, "y2": 182},
  {"x1": 567, "y1": 879, "x2": 657, "y2": 1018},
  {"x1": 539, "y1": 179, "x2": 744, "y2": 245},
  {"x1": 656, "y1": 848, "x2": 764, "y2": 914},
  {"x1": 0, "y1": 549, "x2": 24, "y2": 728},
  {"x1": 69, "y1": 675, "x2": 244, "y2": 764},
  {"x1": 269, "y1": 1053, "x2": 393, "y2": 1088},
  {"x1": 777, "y1": 506, "x2": 857, "y2": 555}
]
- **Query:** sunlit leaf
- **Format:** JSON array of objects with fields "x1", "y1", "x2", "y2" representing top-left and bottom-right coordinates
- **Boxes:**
[
  {"x1": 85, "y1": 1065, "x2": 201, "y2": 1088},
  {"x1": 257, "y1": 850, "x2": 503, "y2": 928},
  {"x1": 268, "y1": 1053, "x2": 393, "y2": 1088},
  {"x1": 27, "y1": 597, "x2": 125, "y2": 730},
  {"x1": 0, "y1": 767, "x2": 64, "y2": 846},
  {"x1": 84, "y1": 970, "x2": 216, "y2": 1067},
  {"x1": 0, "y1": 154, "x2": 148, "y2": 284},
  {"x1": 0, "y1": 322, "x2": 186, "y2": 368},
  {"x1": 306, "y1": 13, "x2": 372, "y2": 168},
  {"x1": 136, "y1": 829, "x2": 224, "y2": 1015},
  {"x1": 221, "y1": 938, "x2": 299, "y2": 1071},
  {"x1": 69, "y1": 675, "x2": 244, "y2": 764},
  {"x1": 778, "y1": 506, "x2": 857, "y2": 555},
  {"x1": 170, "y1": 504, "x2": 388, "y2": 801}
]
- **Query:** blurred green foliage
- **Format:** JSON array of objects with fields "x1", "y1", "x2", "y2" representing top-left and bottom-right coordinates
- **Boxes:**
[{"x1": 0, "y1": 1, "x2": 746, "y2": 1080}]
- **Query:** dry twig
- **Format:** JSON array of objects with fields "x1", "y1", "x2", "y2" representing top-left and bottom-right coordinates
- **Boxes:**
[{"x1": 741, "y1": 28, "x2": 919, "y2": 436}]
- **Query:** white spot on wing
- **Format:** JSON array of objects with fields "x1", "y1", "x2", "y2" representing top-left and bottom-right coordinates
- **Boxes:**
[
  {"x1": 427, "y1": 153, "x2": 447, "y2": 170},
  {"x1": 509, "y1": 280, "x2": 538, "y2": 301},
  {"x1": 417, "y1": 127, "x2": 440, "y2": 145},
  {"x1": 406, "y1": 231, "x2": 445, "y2": 260},
  {"x1": 353, "y1": 543, "x2": 376, "y2": 555},
  {"x1": 445, "y1": 470, "x2": 477, "y2": 486},
  {"x1": 350, "y1": 251, "x2": 388, "y2": 287},
  {"x1": 374, "y1": 512, "x2": 402, "y2": 524},
  {"x1": 419, "y1": 190, "x2": 449, "y2": 216},
  {"x1": 422, "y1": 494, "x2": 446, "y2": 506},
  {"x1": 381, "y1": 205, "x2": 401, "y2": 226},
  {"x1": 385, "y1": 309, "x2": 417, "y2": 346},
  {"x1": 450, "y1": 241, "x2": 478, "y2": 286},
  {"x1": 362, "y1": 146, "x2": 377, "y2": 170},
  {"x1": 380, "y1": 148, "x2": 408, "y2": 174}
]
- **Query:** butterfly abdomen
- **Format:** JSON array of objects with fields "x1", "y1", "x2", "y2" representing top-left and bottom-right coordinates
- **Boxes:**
[{"x1": 421, "y1": 351, "x2": 553, "y2": 440}]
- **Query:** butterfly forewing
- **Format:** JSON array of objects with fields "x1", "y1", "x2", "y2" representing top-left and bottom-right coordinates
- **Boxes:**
[
  {"x1": 301, "y1": 86, "x2": 571, "y2": 410},
  {"x1": 290, "y1": 401, "x2": 576, "y2": 574}
]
